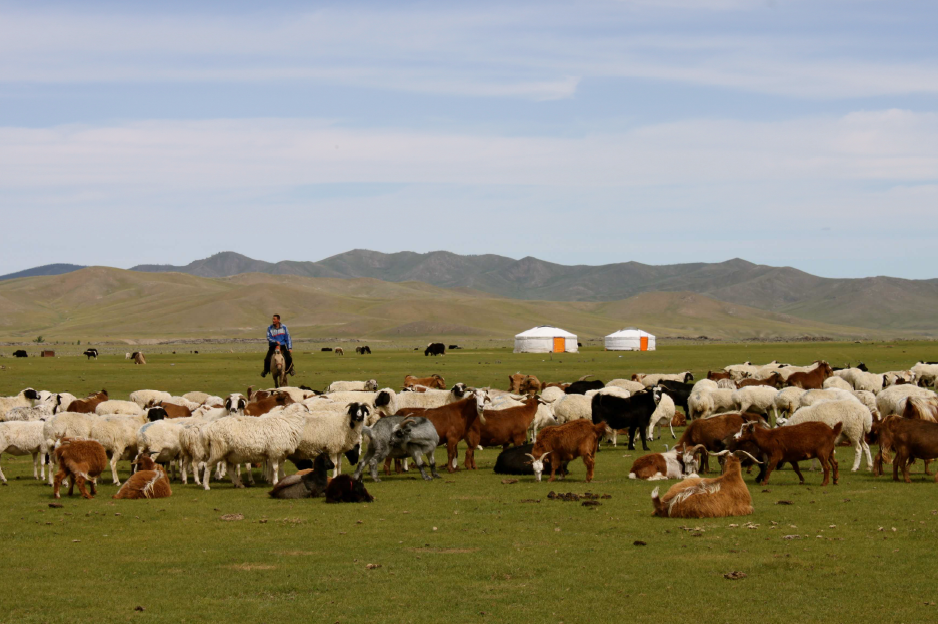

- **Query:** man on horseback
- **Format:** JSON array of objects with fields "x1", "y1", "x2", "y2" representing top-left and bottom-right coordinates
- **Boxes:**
[{"x1": 262, "y1": 314, "x2": 295, "y2": 378}]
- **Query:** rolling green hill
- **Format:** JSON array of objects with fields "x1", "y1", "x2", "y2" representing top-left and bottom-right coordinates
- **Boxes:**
[{"x1": 0, "y1": 267, "x2": 916, "y2": 342}]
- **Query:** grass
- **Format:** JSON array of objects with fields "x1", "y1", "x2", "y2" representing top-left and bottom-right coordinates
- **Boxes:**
[{"x1": 2, "y1": 343, "x2": 938, "y2": 623}]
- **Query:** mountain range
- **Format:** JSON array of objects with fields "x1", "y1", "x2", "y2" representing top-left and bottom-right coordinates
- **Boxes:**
[{"x1": 2, "y1": 249, "x2": 936, "y2": 335}]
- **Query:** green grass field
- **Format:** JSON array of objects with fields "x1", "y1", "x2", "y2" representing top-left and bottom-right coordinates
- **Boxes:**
[{"x1": 2, "y1": 343, "x2": 938, "y2": 624}]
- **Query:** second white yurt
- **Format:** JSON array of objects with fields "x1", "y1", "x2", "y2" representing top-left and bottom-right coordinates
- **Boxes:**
[
  {"x1": 604, "y1": 328, "x2": 656, "y2": 351},
  {"x1": 513, "y1": 326, "x2": 578, "y2": 353}
]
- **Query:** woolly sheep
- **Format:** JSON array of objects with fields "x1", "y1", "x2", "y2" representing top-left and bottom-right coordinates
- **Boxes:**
[
  {"x1": 95, "y1": 400, "x2": 143, "y2": 416},
  {"x1": 325, "y1": 380, "x2": 379, "y2": 393},
  {"x1": 0, "y1": 388, "x2": 41, "y2": 419},
  {"x1": 851, "y1": 390, "x2": 880, "y2": 420},
  {"x1": 823, "y1": 376, "x2": 853, "y2": 391},
  {"x1": 773, "y1": 387, "x2": 806, "y2": 420},
  {"x1": 0, "y1": 421, "x2": 49, "y2": 482},
  {"x1": 798, "y1": 388, "x2": 858, "y2": 409},
  {"x1": 135, "y1": 417, "x2": 196, "y2": 480},
  {"x1": 551, "y1": 394, "x2": 593, "y2": 425},
  {"x1": 129, "y1": 390, "x2": 173, "y2": 409},
  {"x1": 783, "y1": 399, "x2": 873, "y2": 472},
  {"x1": 732, "y1": 386, "x2": 778, "y2": 418},
  {"x1": 606, "y1": 379, "x2": 645, "y2": 393},
  {"x1": 4, "y1": 393, "x2": 59, "y2": 422},
  {"x1": 876, "y1": 385, "x2": 936, "y2": 418},
  {"x1": 163, "y1": 396, "x2": 202, "y2": 411},
  {"x1": 691, "y1": 379, "x2": 719, "y2": 393},
  {"x1": 688, "y1": 389, "x2": 737, "y2": 420},
  {"x1": 716, "y1": 379, "x2": 737, "y2": 389},
  {"x1": 89, "y1": 414, "x2": 149, "y2": 485},
  {"x1": 723, "y1": 362, "x2": 759, "y2": 381},
  {"x1": 911, "y1": 362, "x2": 938, "y2": 387},
  {"x1": 292, "y1": 403, "x2": 369, "y2": 477},
  {"x1": 638, "y1": 372, "x2": 693, "y2": 388},
  {"x1": 182, "y1": 391, "x2": 212, "y2": 405},
  {"x1": 851, "y1": 371, "x2": 884, "y2": 394},
  {"x1": 882, "y1": 370, "x2": 915, "y2": 387},
  {"x1": 539, "y1": 386, "x2": 566, "y2": 403},
  {"x1": 200, "y1": 408, "x2": 307, "y2": 489}
]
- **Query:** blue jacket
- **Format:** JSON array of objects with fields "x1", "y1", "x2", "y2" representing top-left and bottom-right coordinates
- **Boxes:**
[{"x1": 267, "y1": 324, "x2": 292, "y2": 349}]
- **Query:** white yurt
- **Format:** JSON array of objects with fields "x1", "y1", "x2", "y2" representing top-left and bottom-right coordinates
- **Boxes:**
[
  {"x1": 513, "y1": 326, "x2": 579, "y2": 353},
  {"x1": 604, "y1": 327, "x2": 656, "y2": 351}
]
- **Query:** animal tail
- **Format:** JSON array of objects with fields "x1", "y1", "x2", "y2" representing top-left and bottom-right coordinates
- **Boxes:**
[{"x1": 650, "y1": 486, "x2": 668, "y2": 516}]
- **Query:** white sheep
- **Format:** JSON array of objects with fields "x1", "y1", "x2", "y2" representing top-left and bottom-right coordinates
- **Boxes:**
[
  {"x1": 851, "y1": 390, "x2": 881, "y2": 420},
  {"x1": 163, "y1": 396, "x2": 202, "y2": 411},
  {"x1": 691, "y1": 379, "x2": 719, "y2": 394},
  {"x1": 178, "y1": 413, "x2": 231, "y2": 486},
  {"x1": 0, "y1": 388, "x2": 41, "y2": 420},
  {"x1": 822, "y1": 376, "x2": 854, "y2": 391},
  {"x1": 638, "y1": 372, "x2": 693, "y2": 388},
  {"x1": 4, "y1": 393, "x2": 59, "y2": 422},
  {"x1": 782, "y1": 399, "x2": 873, "y2": 472},
  {"x1": 89, "y1": 414, "x2": 149, "y2": 485},
  {"x1": 290, "y1": 403, "x2": 369, "y2": 477},
  {"x1": 539, "y1": 386, "x2": 566, "y2": 403},
  {"x1": 723, "y1": 362, "x2": 759, "y2": 381},
  {"x1": 605, "y1": 379, "x2": 645, "y2": 393},
  {"x1": 129, "y1": 389, "x2": 173, "y2": 408},
  {"x1": 135, "y1": 417, "x2": 195, "y2": 480},
  {"x1": 200, "y1": 408, "x2": 307, "y2": 489},
  {"x1": 882, "y1": 370, "x2": 915, "y2": 387},
  {"x1": 182, "y1": 391, "x2": 212, "y2": 405},
  {"x1": 551, "y1": 394, "x2": 593, "y2": 425},
  {"x1": 325, "y1": 380, "x2": 378, "y2": 393},
  {"x1": 798, "y1": 388, "x2": 858, "y2": 409},
  {"x1": 95, "y1": 400, "x2": 143, "y2": 416},
  {"x1": 716, "y1": 379, "x2": 737, "y2": 389},
  {"x1": 773, "y1": 387, "x2": 806, "y2": 421},
  {"x1": 688, "y1": 389, "x2": 737, "y2": 420},
  {"x1": 876, "y1": 384, "x2": 936, "y2": 418},
  {"x1": 851, "y1": 371, "x2": 884, "y2": 394},
  {"x1": 911, "y1": 362, "x2": 938, "y2": 387},
  {"x1": 260, "y1": 386, "x2": 320, "y2": 403},
  {"x1": 732, "y1": 386, "x2": 778, "y2": 418},
  {"x1": 0, "y1": 421, "x2": 49, "y2": 482}
]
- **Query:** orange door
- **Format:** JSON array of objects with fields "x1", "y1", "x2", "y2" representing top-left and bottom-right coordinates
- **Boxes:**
[
  {"x1": 553, "y1": 337, "x2": 565, "y2": 353},
  {"x1": 640, "y1": 336, "x2": 648, "y2": 351}
]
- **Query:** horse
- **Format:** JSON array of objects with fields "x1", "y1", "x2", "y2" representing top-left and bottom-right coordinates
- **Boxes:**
[{"x1": 270, "y1": 345, "x2": 287, "y2": 388}]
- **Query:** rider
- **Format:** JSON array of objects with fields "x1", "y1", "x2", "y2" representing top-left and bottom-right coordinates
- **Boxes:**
[{"x1": 262, "y1": 313, "x2": 294, "y2": 378}]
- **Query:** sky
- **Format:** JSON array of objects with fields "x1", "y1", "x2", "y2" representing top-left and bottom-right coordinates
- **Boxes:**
[{"x1": 1, "y1": 0, "x2": 937, "y2": 279}]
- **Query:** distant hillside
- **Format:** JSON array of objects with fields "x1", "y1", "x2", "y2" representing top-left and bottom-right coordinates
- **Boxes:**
[
  {"x1": 0, "y1": 268, "x2": 899, "y2": 342},
  {"x1": 127, "y1": 250, "x2": 938, "y2": 332},
  {"x1": 0, "y1": 263, "x2": 85, "y2": 281}
]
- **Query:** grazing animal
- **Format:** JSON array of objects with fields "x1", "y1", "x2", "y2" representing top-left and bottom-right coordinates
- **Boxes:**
[
  {"x1": 590, "y1": 389, "x2": 658, "y2": 451},
  {"x1": 355, "y1": 346, "x2": 372, "y2": 354},
  {"x1": 355, "y1": 416, "x2": 441, "y2": 482},
  {"x1": 656, "y1": 380, "x2": 693, "y2": 419},
  {"x1": 132, "y1": 352, "x2": 147, "y2": 365},
  {"x1": 269, "y1": 454, "x2": 335, "y2": 498},
  {"x1": 734, "y1": 420, "x2": 842, "y2": 486},
  {"x1": 872, "y1": 416, "x2": 938, "y2": 483},
  {"x1": 396, "y1": 388, "x2": 491, "y2": 473},
  {"x1": 493, "y1": 443, "x2": 570, "y2": 477},
  {"x1": 424, "y1": 343, "x2": 445, "y2": 356},
  {"x1": 782, "y1": 399, "x2": 873, "y2": 472},
  {"x1": 335, "y1": 347, "x2": 344, "y2": 356},
  {"x1": 12, "y1": 350, "x2": 28, "y2": 358},
  {"x1": 403, "y1": 374, "x2": 446, "y2": 390},
  {"x1": 112, "y1": 456, "x2": 172, "y2": 499},
  {"x1": 0, "y1": 421, "x2": 49, "y2": 482},
  {"x1": 464, "y1": 395, "x2": 545, "y2": 468},
  {"x1": 737, "y1": 372, "x2": 782, "y2": 388},
  {"x1": 53, "y1": 438, "x2": 108, "y2": 499},
  {"x1": 675, "y1": 412, "x2": 768, "y2": 474},
  {"x1": 83, "y1": 348, "x2": 99, "y2": 360},
  {"x1": 325, "y1": 475, "x2": 374, "y2": 503},
  {"x1": 528, "y1": 419, "x2": 608, "y2": 482},
  {"x1": 321, "y1": 347, "x2": 333, "y2": 352},
  {"x1": 650, "y1": 451, "x2": 758, "y2": 518}
]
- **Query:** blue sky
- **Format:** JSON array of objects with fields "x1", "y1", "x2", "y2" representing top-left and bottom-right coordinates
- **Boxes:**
[{"x1": 1, "y1": 0, "x2": 936, "y2": 278}]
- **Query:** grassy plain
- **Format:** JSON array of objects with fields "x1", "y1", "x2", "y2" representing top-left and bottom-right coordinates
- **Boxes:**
[{"x1": 2, "y1": 343, "x2": 938, "y2": 624}]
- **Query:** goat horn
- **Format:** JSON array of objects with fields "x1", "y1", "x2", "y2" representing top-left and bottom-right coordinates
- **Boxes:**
[
  {"x1": 707, "y1": 450, "x2": 731, "y2": 457},
  {"x1": 735, "y1": 450, "x2": 763, "y2": 464},
  {"x1": 690, "y1": 444, "x2": 708, "y2": 453},
  {"x1": 525, "y1": 453, "x2": 536, "y2": 461},
  {"x1": 539, "y1": 451, "x2": 551, "y2": 460},
  {"x1": 578, "y1": 374, "x2": 594, "y2": 381}
]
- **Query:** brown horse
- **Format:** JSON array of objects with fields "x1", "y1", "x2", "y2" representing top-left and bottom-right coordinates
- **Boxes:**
[{"x1": 270, "y1": 346, "x2": 287, "y2": 388}]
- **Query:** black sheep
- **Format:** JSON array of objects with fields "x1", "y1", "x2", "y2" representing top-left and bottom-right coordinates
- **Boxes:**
[
  {"x1": 269, "y1": 454, "x2": 336, "y2": 499},
  {"x1": 325, "y1": 475, "x2": 374, "y2": 503}
]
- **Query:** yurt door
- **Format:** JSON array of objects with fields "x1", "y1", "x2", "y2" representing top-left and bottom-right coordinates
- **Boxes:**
[
  {"x1": 553, "y1": 337, "x2": 565, "y2": 353},
  {"x1": 640, "y1": 336, "x2": 649, "y2": 351}
]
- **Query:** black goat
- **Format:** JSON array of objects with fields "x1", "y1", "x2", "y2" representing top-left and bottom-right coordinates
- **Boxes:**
[
  {"x1": 325, "y1": 475, "x2": 374, "y2": 503},
  {"x1": 591, "y1": 389, "x2": 658, "y2": 451},
  {"x1": 564, "y1": 380, "x2": 605, "y2": 395},
  {"x1": 493, "y1": 443, "x2": 570, "y2": 476},
  {"x1": 656, "y1": 380, "x2": 693, "y2": 416},
  {"x1": 269, "y1": 454, "x2": 336, "y2": 499}
]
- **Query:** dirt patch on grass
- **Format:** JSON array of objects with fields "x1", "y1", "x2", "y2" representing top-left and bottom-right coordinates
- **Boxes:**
[
  {"x1": 229, "y1": 563, "x2": 276, "y2": 571},
  {"x1": 408, "y1": 547, "x2": 480, "y2": 554}
]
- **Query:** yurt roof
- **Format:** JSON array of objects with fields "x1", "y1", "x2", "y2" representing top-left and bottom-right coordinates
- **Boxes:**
[
  {"x1": 515, "y1": 325, "x2": 577, "y2": 339},
  {"x1": 606, "y1": 327, "x2": 654, "y2": 338}
]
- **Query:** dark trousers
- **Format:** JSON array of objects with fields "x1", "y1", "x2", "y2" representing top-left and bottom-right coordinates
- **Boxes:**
[{"x1": 263, "y1": 343, "x2": 293, "y2": 375}]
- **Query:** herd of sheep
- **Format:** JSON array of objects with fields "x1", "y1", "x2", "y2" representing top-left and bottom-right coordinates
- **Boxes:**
[{"x1": 0, "y1": 358, "x2": 936, "y2": 517}]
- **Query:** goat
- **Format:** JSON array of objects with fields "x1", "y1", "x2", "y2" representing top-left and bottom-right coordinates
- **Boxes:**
[
  {"x1": 52, "y1": 438, "x2": 108, "y2": 499},
  {"x1": 656, "y1": 380, "x2": 693, "y2": 419},
  {"x1": 244, "y1": 392, "x2": 295, "y2": 416},
  {"x1": 67, "y1": 390, "x2": 108, "y2": 414},
  {"x1": 786, "y1": 361, "x2": 833, "y2": 390},
  {"x1": 403, "y1": 374, "x2": 446, "y2": 390},
  {"x1": 325, "y1": 475, "x2": 374, "y2": 503},
  {"x1": 629, "y1": 444, "x2": 702, "y2": 481},
  {"x1": 493, "y1": 443, "x2": 569, "y2": 477},
  {"x1": 528, "y1": 419, "x2": 608, "y2": 482},
  {"x1": 396, "y1": 388, "x2": 490, "y2": 473},
  {"x1": 650, "y1": 451, "x2": 759, "y2": 518},
  {"x1": 269, "y1": 454, "x2": 335, "y2": 498},
  {"x1": 591, "y1": 389, "x2": 659, "y2": 451},
  {"x1": 564, "y1": 379, "x2": 605, "y2": 395},
  {"x1": 733, "y1": 420, "x2": 842, "y2": 486},
  {"x1": 463, "y1": 395, "x2": 544, "y2": 469},
  {"x1": 872, "y1": 416, "x2": 938, "y2": 483},
  {"x1": 737, "y1": 372, "x2": 783, "y2": 388},
  {"x1": 675, "y1": 412, "x2": 767, "y2": 474},
  {"x1": 355, "y1": 416, "x2": 441, "y2": 482}
]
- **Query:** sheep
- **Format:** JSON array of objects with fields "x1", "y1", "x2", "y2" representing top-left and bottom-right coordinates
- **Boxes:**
[
  {"x1": 95, "y1": 400, "x2": 143, "y2": 416},
  {"x1": 0, "y1": 421, "x2": 49, "y2": 482},
  {"x1": 912, "y1": 362, "x2": 938, "y2": 387},
  {"x1": 716, "y1": 379, "x2": 737, "y2": 389},
  {"x1": 0, "y1": 388, "x2": 41, "y2": 419},
  {"x1": 823, "y1": 376, "x2": 854, "y2": 391},
  {"x1": 89, "y1": 414, "x2": 150, "y2": 485},
  {"x1": 732, "y1": 386, "x2": 778, "y2": 419},
  {"x1": 691, "y1": 379, "x2": 719, "y2": 393},
  {"x1": 290, "y1": 403, "x2": 369, "y2": 478},
  {"x1": 723, "y1": 362, "x2": 760, "y2": 381},
  {"x1": 325, "y1": 380, "x2": 379, "y2": 393},
  {"x1": 53, "y1": 438, "x2": 108, "y2": 499},
  {"x1": 637, "y1": 372, "x2": 693, "y2": 388},
  {"x1": 4, "y1": 393, "x2": 59, "y2": 422},
  {"x1": 200, "y1": 407, "x2": 308, "y2": 490},
  {"x1": 773, "y1": 387, "x2": 806, "y2": 421},
  {"x1": 163, "y1": 396, "x2": 202, "y2": 411},
  {"x1": 605, "y1": 379, "x2": 645, "y2": 393},
  {"x1": 650, "y1": 451, "x2": 757, "y2": 518},
  {"x1": 851, "y1": 371, "x2": 885, "y2": 394},
  {"x1": 370, "y1": 385, "x2": 466, "y2": 417},
  {"x1": 269, "y1": 454, "x2": 335, "y2": 499},
  {"x1": 851, "y1": 390, "x2": 881, "y2": 420},
  {"x1": 797, "y1": 388, "x2": 858, "y2": 409},
  {"x1": 539, "y1": 386, "x2": 567, "y2": 403},
  {"x1": 782, "y1": 399, "x2": 873, "y2": 472},
  {"x1": 646, "y1": 392, "x2": 676, "y2": 441},
  {"x1": 551, "y1": 394, "x2": 593, "y2": 425},
  {"x1": 257, "y1": 386, "x2": 320, "y2": 403},
  {"x1": 883, "y1": 370, "x2": 915, "y2": 387},
  {"x1": 129, "y1": 390, "x2": 173, "y2": 409},
  {"x1": 182, "y1": 391, "x2": 212, "y2": 405},
  {"x1": 629, "y1": 444, "x2": 700, "y2": 481},
  {"x1": 135, "y1": 417, "x2": 195, "y2": 480},
  {"x1": 112, "y1": 456, "x2": 172, "y2": 500},
  {"x1": 777, "y1": 360, "x2": 823, "y2": 382},
  {"x1": 876, "y1": 385, "x2": 937, "y2": 419},
  {"x1": 688, "y1": 388, "x2": 737, "y2": 420}
]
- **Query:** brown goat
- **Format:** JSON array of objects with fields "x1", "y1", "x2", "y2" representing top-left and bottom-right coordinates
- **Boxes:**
[
  {"x1": 529, "y1": 419, "x2": 609, "y2": 482},
  {"x1": 734, "y1": 420, "x2": 842, "y2": 486},
  {"x1": 463, "y1": 396, "x2": 544, "y2": 469},
  {"x1": 707, "y1": 370, "x2": 732, "y2": 381},
  {"x1": 67, "y1": 390, "x2": 109, "y2": 414},
  {"x1": 404, "y1": 374, "x2": 446, "y2": 390},
  {"x1": 676, "y1": 412, "x2": 767, "y2": 473},
  {"x1": 112, "y1": 456, "x2": 172, "y2": 499},
  {"x1": 53, "y1": 438, "x2": 108, "y2": 499},
  {"x1": 155, "y1": 401, "x2": 192, "y2": 419},
  {"x1": 651, "y1": 451, "x2": 756, "y2": 518},
  {"x1": 397, "y1": 389, "x2": 490, "y2": 473},
  {"x1": 738, "y1": 372, "x2": 782, "y2": 388},
  {"x1": 630, "y1": 444, "x2": 703, "y2": 480},
  {"x1": 244, "y1": 393, "x2": 295, "y2": 416},
  {"x1": 872, "y1": 415, "x2": 938, "y2": 483},
  {"x1": 786, "y1": 362, "x2": 833, "y2": 390}
]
